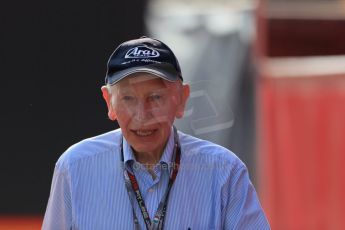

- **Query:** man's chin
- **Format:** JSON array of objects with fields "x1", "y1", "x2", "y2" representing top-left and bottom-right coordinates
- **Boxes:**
[{"x1": 131, "y1": 146, "x2": 156, "y2": 155}]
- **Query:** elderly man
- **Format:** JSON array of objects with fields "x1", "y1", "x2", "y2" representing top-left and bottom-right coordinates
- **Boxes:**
[{"x1": 42, "y1": 37, "x2": 270, "y2": 230}]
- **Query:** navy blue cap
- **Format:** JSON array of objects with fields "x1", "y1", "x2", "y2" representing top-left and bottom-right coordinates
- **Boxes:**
[{"x1": 105, "y1": 36, "x2": 183, "y2": 85}]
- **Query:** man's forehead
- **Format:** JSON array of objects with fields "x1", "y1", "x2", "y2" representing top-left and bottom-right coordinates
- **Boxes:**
[{"x1": 115, "y1": 73, "x2": 171, "y2": 87}]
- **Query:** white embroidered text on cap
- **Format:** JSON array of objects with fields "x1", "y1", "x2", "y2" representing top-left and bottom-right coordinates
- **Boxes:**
[{"x1": 125, "y1": 46, "x2": 160, "y2": 59}]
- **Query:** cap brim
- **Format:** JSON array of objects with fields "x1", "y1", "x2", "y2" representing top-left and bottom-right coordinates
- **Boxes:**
[{"x1": 107, "y1": 63, "x2": 180, "y2": 85}]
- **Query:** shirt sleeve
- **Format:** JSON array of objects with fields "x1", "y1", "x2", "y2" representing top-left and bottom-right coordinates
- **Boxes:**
[
  {"x1": 222, "y1": 164, "x2": 270, "y2": 230},
  {"x1": 42, "y1": 164, "x2": 72, "y2": 230}
]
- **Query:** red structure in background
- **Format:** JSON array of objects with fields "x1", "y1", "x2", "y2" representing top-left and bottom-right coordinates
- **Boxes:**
[
  {"x1": 0, "y1": 216, "x2": 42, "y2": 230},
  {"x1": 256, "y1": 0, "x2": 345, "y2": 229},
  {"x1": 258, "y1": 74, "x2": 345, "y2": 229}
]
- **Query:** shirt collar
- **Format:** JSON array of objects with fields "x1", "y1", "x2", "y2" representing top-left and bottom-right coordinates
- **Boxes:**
[{"x1": 122, "y1": 127, "x2": 175, "y2": 169}]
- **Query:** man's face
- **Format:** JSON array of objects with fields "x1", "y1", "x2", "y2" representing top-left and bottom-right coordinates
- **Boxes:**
[{"x1": 102, "y1": 73, "x2": 189, "y2": 156}]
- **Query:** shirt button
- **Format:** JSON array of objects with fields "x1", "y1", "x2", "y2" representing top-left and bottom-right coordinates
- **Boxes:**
[{"x1": 148, "y1": 188, "x2": 154, "y2": 193}]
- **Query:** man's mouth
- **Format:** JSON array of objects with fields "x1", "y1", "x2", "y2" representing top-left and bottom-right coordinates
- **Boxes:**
[{"x1": 134, "y1": 129, "x2": 156, "y2": 137}]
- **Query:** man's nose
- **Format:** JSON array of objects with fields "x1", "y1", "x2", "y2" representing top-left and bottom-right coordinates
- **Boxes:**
[{"x1": 132, "y1": 101, "x2": 152, "y2": 122}]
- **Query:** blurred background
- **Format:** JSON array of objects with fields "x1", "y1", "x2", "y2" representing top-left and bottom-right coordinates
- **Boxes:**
[{"x1": 1, "y1": 0, "x2": 345, "y2": 229}]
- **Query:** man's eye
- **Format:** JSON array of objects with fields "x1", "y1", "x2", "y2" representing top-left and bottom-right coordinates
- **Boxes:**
[
  {"x1": 122, "y1": 96, "x2": 134, "y2": 101},
  {"x1": 150, "y1": 94, "x2": 161, "y2": 101}
]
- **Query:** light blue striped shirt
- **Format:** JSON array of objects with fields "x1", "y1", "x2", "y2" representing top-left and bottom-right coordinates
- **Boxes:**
[{"x1": 42, "y1": 128, "x2": 269, "y2": 230}]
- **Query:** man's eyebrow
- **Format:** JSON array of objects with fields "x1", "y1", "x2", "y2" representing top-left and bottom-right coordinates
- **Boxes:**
[
  {"x1": 149, "y1": 87, "x2": 168, "y2": 92},
  {"x1": 114, "y1": 86, "x2": 132, "y2": 95}
]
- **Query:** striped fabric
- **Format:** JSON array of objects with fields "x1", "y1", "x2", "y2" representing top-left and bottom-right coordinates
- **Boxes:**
[{"x1": 42, "y1": 128, "x2": 269, "y2": 230}]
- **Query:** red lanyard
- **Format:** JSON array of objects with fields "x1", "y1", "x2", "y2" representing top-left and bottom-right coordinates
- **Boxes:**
[{"x1": 121, "y1": 127, "x2": 181, "y2": 230}]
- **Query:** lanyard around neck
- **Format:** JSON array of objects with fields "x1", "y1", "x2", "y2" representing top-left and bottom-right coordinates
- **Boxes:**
[{"x1": 121, "y1": 127, "x2": 181, "y2": 230}]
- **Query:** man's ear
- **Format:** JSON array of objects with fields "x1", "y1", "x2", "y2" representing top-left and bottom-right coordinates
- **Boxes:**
[
  {"x1": 176, "y1": 84, "x2": 190, "y2": 119},
  {"x1": 101, "y1": 86, "x2": 117, "y2": 121}
]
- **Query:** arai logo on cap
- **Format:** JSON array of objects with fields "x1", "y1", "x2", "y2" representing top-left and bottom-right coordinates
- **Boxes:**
[{"x1": 125, "y1": 46, "x2": 160, "y2": 59}]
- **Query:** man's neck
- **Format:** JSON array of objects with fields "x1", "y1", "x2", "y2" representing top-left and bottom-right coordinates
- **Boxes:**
[{"x1": 133, "y1": 150, "x2": 162, "y2": 168}]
